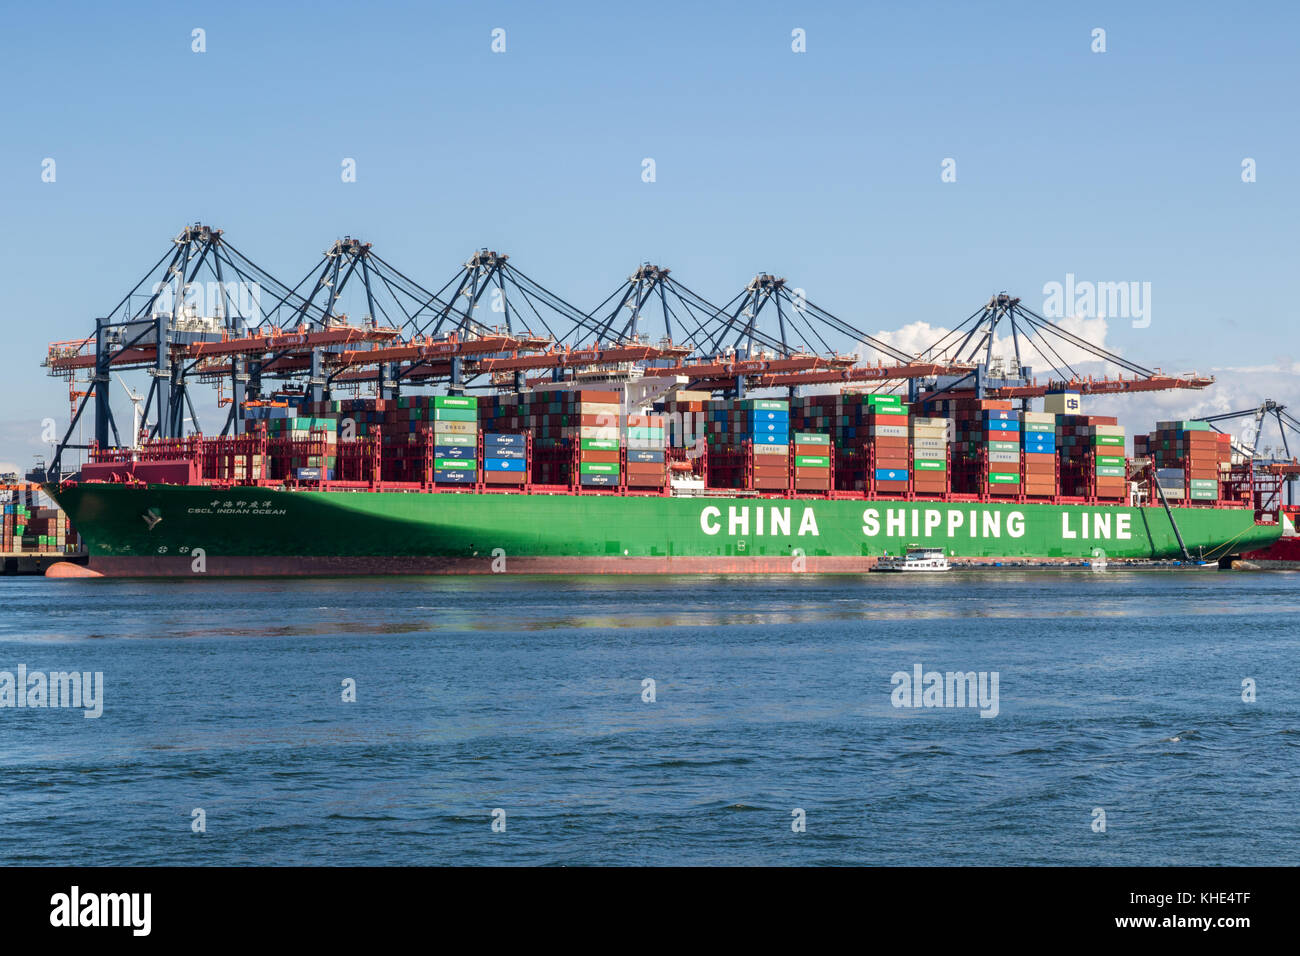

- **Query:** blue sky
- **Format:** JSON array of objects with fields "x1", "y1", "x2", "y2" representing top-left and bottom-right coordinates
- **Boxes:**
[{"x1": 2, "y1": 1, "x2": 1298, "y2": 468}]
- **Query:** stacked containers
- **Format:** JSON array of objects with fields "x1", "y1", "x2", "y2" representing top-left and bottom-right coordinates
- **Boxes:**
[
  {"x1": 29, "y1": 508, "x2": 68, "y2": 552},
  {"x1": 625, "y1": 413, "x2": 667, "y2": 488},
  {"x1": 746, "y1": 400, "x2": 790, "y2": 490},
  {"x1": 789, "y1": 392, "x2": 905, "y2": 491},
  {"x1": 908, "y1": 416, "x2": 949, "y2": 494},
  {"x1": 661, "y1": 392, "x2": 710, "y2": 456},
  {"x1": 1021, "y1": 411, "x2": 1057, "y2": 497},
  {"x1": 983, "y1": 409, "x2": 1021, "y2": 495},
  {"x1": 1090, "y1": 423, "x2": 1127, "y2": 499},
  {"x1": 869, "y1": 401, "x2": 909, "y2": 492},
  {"x1": 705, "y1": 399, "x2": 790, "y2": 490},
  {"x1": 577, "y1": 393, "x2": 622, "y2": 488},
  {"x1": 3, "y1": 500, "x2": 29, "y2": 551},
  {"x1": 1135, "y1": 420, "x2": 1222, "y2": 502},
  {"x1": 793, "y1": 433, "x2": 831, "y2": 492},
  {"x1": 935, "y1": 398, "x2": 1014, "y2": 494},
  {"x1": 477, "y1": 389, "x2": 621, "y2": 486},
  {"x1": 265, "y1": 415, "x2": 337, "y2": 481},
  {"x1": 483, "y1": 432, "x2": 526, "y2": 485},
  {"x1": 1057, "y1": 415, "x2": 1125, "y2": 499},
  {"x1": 434, "y1": 395, "x2": 478, "y2": 485}
]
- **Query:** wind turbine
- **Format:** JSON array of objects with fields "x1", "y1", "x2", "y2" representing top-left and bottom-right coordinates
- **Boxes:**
[{"x1": 116, "y1": 374, "x2": 146, "y2": 449}]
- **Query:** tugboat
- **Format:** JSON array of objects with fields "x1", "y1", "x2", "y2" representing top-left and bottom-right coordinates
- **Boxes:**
[{"x1": 872, "y1": 546, "x2": 952, "y2": 573}]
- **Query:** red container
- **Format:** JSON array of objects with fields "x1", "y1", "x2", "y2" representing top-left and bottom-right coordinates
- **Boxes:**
[
  {"x1": 876, "y1": 479, "x2": 908, "y2": 493},
  {"x1": 625, "y1": 462, "x2": 665, "y2": 477},
  {"x1": 795, "y1": 477, "x2": 830, "y2": 491},
  {"x1": 754, "y1": 476, "x2": 787, "y2": 489},
  {"x1": 579, "y1": 449, "x2": 620, "y2": 464},
  {"x1": 484, "y1": 472, "x2": 525, "y2": 485}
]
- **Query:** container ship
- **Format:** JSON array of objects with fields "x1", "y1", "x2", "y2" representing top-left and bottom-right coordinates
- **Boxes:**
[
  {"x1": 43, "y1": 390, "x2": 1280, "y2": 577},
  {"x1": 36, "y1": 226, "x2": 1283, "y2": 577}
]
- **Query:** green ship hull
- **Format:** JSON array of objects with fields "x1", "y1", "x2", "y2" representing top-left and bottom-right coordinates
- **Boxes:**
[{"x1": 43, "y1": 483, "x2": 1280, "y2": 577}]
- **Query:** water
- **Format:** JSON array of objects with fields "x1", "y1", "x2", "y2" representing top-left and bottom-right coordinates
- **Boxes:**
[{"x1": 0, "y1": 571, "x2": 1297, "y2": 866}]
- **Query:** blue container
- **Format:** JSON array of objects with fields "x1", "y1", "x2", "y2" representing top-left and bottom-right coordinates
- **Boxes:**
[
  {"x1": 747, "y1": 410, "x2": 789, "y2": 423},
  {"x1": 752, "y1": 421, "x2": 786, "y2": 434},
  {"x1": 485, "y1": 433, "x2": 524, "y2": 448},
  {"x1": 752, "y1": 434, "x2": 788, "y2": 446},
  {"x1": 983, "y1": 410, "x2": 1016, "y2": 421},
  {"x1": 434, "y1": 469, "x2": 476, "y2": 484},
  {"x1": 484, "y1": 458, "x2": 524, "y2": 472},
  {"x1": 875, "y1": 467, "x2": 909, "y2": 481},
  {"x1": 580, "y1": 473, "x2": 618, "y2": 487},
  {"x1": 434, "y1": 444, "x2": 476, "y2": 459},
  {"x1": 986, "y1": 419, "x2": 1020, "y2": 432},
  {"x1": 628, "y1": 449, "x2": 665, "y2": 463},
  {"x1": 296, "y1": 467, "x2": 333, "y2": 481},
  {"x1": 1024, "y1": 438, "x2": 1056, "y2": 452},
  {"x1": 485, "y1": 447, "x2": 525, "y2": 460}
]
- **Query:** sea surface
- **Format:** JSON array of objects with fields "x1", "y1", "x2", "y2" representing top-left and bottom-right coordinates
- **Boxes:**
[{"x1": 0, "y1": 571, "x2": 1297, "y2": 866}]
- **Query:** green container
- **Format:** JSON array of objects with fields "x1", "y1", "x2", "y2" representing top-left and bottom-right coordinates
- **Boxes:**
[
  {"x1": 1190, "y1": 489, "x2": 1218, "y2": 500},
  {"x1": 794, "y1": 455, "x2": 829, "y2": 468},
  {"x1": 1095, "y1": 466, "x2": 1126, "y2": 478},
  {"x1": 988, "y1": 472, "x2": 1021, "y2": 484},
  {"x1": 581, "y1": 438, "x2": 620, "y2": 451},
  {"x1": 435, "y1": 457, "x2": 479, "y2": 470},
  {"x1": 1190, "y1": 479, "x2": 1219, "y2": 491},
  {"x1": 1095, "y1": 455, "x2": 1125, "y2": 467},
  {"x1": 989, "y1": 441, "x2": 1020, "y2": 453},
  {"x1": 794, "y1": 433, "x2": 830, "y2": 446},
  {"x1": 435, "y1": 407, "x2": 478, "y2": 422},
  {"x1": 435, "y1": 395, "x2": 478, "y2": 409},
  {"x1": 580, "y1": 462, "x2": 619, "y2": 475},
  {"x1": 738, "y1": 399, "x2": 788, "y2": 411},
  {"x1": 914, "y1": 459, "x2": 947, "y2": 472},
  {"x1": 1093, "y1": 435, "x2": 1124, "y2": 446},
  {"x1": 437, "y1": 433, "x2": 476, "y2": 447},
  {"x1": 1024, "y1": 422, "x2": 1055, "y2": 434},
  {"x1": 864, "y1": 394, "x2": 903, "y2": 407}
]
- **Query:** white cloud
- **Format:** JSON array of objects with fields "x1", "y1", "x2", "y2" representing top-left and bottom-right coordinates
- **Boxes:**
[{"x1": 864, "y1": 313, "x2": 1118, "y2": 374}]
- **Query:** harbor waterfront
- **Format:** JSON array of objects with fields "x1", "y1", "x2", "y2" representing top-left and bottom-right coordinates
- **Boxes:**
[
  {"x1": 1, "y1": 571, "x2": 1296, "y2": 866},
  {"x1": 45, "y1": 482, "x2": 1279, "y2": 576}
]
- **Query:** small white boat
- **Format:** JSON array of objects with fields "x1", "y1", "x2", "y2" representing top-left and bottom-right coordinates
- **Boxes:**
[{"x1": 873, "y1": 546, "x2": 951, "y2": 573}]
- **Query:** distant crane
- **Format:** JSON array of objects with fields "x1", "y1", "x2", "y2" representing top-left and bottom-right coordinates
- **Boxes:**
[{"x1": 1201, "y1": 400, "x2": 1300, "y2": 462}]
